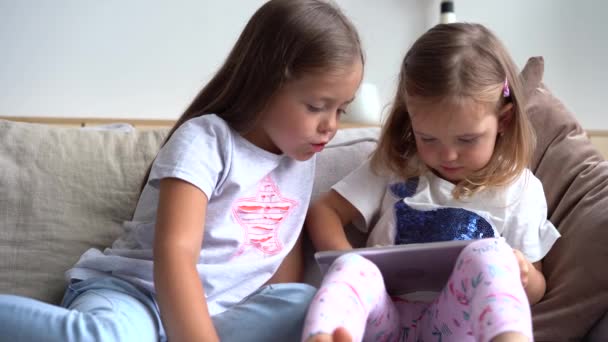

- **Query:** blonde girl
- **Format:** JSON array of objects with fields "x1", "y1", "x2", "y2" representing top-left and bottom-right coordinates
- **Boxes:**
[{"x1": 303, "y1": 23, "x2": 559, "y2": 342}]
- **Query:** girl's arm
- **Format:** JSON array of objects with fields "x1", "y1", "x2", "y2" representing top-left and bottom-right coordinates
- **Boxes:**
[
  {"x1": 306, "y1": 190, "x2": 360, "y2": 252},
  {"x1": 513, "y1": 249, "x2": 546, "y2": 305},
  {"x1": 154, "y1": 178, "x2": 219, "y2": 342}
]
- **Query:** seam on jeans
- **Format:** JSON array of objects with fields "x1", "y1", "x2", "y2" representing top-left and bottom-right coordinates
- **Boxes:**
[{"x1": 84, "y1": 290, "x2": 116, "y2": 311}]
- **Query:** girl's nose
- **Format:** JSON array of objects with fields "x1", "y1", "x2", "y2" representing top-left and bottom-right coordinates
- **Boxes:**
[
  {"x1": 319, "y1": 112, "x2": 337, "y2": 135},
  {"x1": 440, "y1": 145, "x2": 458, "y2": 162}
]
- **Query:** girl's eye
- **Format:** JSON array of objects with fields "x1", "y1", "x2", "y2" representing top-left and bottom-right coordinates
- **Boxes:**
[
  {"x1": 337, "y1": 108, "x2": 347, "y2": 116},
  {"x1": 307, "y1": 104, "x2": 323, "y2": 113},
  {"x1": 458, "y1": 137, "x2": 478, "y2": 144},
  {"x1": 420, "y1": 137, "x2": 436, "y2": 143}
]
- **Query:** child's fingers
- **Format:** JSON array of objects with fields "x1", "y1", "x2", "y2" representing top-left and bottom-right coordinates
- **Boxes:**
[{"x1": 513, "y1": 249, "x2": 529, "y2": 287}]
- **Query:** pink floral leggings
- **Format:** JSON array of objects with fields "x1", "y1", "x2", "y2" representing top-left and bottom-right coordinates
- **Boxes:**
[{"x1": 302, "y1": 238, "x2": 532, "y2": 342}]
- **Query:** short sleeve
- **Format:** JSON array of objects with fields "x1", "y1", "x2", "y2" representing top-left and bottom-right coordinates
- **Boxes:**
[
  {"x1": 148, "y1": 116, "x2": 229, "y2": 198},
  {"x1": 332, "y1": 158, "x2": 389, "y2": 232},
  {"x1": 501, "y1": 170, "x2": 561, "y2": 262}
]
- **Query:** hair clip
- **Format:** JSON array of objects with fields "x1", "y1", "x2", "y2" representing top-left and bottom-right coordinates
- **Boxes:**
[{"x1": 503, "y1": 78, "x2": 510, "y2": 98}]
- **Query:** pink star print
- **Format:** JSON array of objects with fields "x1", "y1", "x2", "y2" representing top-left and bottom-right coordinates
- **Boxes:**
[{"x1": 232, "y1": 175, "x2": 297, "y2": 256}]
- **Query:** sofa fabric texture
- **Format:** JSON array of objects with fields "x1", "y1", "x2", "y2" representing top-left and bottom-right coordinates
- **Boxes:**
[{"x1": 0, "y1": 123, "x2": 167, "y2": 303}]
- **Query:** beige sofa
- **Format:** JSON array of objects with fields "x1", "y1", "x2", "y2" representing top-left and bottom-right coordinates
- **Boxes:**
[{"x1": 1, "y1": 57, "x2": 607, "y2": 341}]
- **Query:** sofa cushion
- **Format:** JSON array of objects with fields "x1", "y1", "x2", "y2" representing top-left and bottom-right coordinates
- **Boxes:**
[
  {"x1": 0, "y1": 120, "x2": 379, "y2": 304},
  {"x1": 523, "y1": 57, "x2": 608, "y2": 341},
  {"x1": 312, "y1": 127, "x2": 379, "y2": 202},
  {"x1": 0, "y1": 121, "x2": 169, "y2": 304}
]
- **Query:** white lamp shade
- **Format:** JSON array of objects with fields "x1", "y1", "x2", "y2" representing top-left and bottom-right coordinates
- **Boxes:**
[{"x1": 344, "y1": 83, "x2": 382, "y2": 125}]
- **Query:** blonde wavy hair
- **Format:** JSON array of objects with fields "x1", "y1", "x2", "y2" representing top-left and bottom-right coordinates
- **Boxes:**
[{"x1": 371, "y1": 23, "x2": 535, "y2": 199}]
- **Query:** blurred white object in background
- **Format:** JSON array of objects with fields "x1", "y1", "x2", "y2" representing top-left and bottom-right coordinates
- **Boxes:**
[
  {"x1": 344, "y1": 83, "x2": 382, "y2": 125},
  {"x1": 440, "y1": 1, "x2": 456, "y2": 24}
]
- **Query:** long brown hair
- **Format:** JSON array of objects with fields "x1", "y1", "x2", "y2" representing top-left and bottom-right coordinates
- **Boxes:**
[
  {"x1": 142, "y1": 0, "x2": 363, "y2": 189},
  {"x1": 371, "y1": 23, "x2": 534, "y2": 198}
]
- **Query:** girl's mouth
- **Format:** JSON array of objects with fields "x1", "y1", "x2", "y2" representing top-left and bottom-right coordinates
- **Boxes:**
[
  {"x1": 441, "y1": 165, "x2": 462, "y2": 173},
  {"x1": 311, "y1": 143, "x2": 326, "y2": 152}
]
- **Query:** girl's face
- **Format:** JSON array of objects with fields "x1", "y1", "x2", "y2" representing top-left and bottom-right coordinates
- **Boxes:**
[
  {"x1": 246, "y1": 61, "x2": 363, "y2": 161},
  {"x1": 407, "y1": 96, "x2": 511, "y2": 183}
]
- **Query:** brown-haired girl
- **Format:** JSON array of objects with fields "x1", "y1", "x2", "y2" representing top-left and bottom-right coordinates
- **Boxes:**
[
  {"x1": 0, "y1": 1, "x2": 363, "y2": 341},
  {"x1": 303, "y1": 23, "x2": 559, "y2": 342}
]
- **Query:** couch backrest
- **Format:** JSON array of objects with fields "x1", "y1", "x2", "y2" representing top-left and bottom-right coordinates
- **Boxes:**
[
  {"x1": 0, "y1": 120, "x2": 379, "y2": 304},
  {"x1": 0, "y1": 122, "x2": 169, "y2": 303}
]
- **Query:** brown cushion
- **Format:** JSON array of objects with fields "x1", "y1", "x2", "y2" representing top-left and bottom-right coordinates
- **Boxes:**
[{"x1": 523, "y1": 57, "x2": 608, "y2": 340}]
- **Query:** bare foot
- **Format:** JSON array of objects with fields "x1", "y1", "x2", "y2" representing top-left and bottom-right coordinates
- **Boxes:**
[
  {"x1": 306, "y1": 327, "x2": 352, "y2": 342},
  {"x1": 491, "y1": 331, "x2": 530, "y2": 342}
]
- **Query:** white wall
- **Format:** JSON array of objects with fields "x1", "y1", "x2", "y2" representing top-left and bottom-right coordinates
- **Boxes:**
[
  {"x1": 444, "y1": 0, "x2": 608, "y2": 131},
  {"x1": 1, "y1": 1, "x2": 606, "y2": 129}
]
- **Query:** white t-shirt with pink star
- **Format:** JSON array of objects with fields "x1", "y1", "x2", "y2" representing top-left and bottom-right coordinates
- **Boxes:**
[{"x1": 66, "y1": 114, "x2": 315, "y2": 315}]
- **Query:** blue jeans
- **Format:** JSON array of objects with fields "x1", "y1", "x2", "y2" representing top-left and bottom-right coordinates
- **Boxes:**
[{"x1": 0, "y1": 276, "x2": 317, "y2": 341}]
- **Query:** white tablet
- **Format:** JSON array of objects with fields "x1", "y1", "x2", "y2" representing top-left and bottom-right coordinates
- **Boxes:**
[{"x1": 314, "y1": 239, "x2": 476, "y2": 296}]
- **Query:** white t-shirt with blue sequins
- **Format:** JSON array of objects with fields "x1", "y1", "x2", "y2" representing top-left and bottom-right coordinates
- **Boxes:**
[{"x1": 333, "y1": 158, "x2": 560, "y2": 263}]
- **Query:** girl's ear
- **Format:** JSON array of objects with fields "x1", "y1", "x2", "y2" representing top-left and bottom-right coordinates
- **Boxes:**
[{"x1": 498, "y1": 103, "x2": 513, "y2": 133}]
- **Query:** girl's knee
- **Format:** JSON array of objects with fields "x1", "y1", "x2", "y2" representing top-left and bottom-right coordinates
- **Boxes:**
[
  {"x1": 324, "y1": 253, "x2": 385, "y2": 290},
  {"x1": 456, "y1": 238, "x2": 516, "y2": 272},
  {"x1": 463, "y1": 238, "x2": 512, "y2": 257},
  {"x1": 331, "y1": 253, "x2": 378, "y2": 272},
  {"x1": 330, "y1": 253, "x2": 382, "y2": 278}
]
